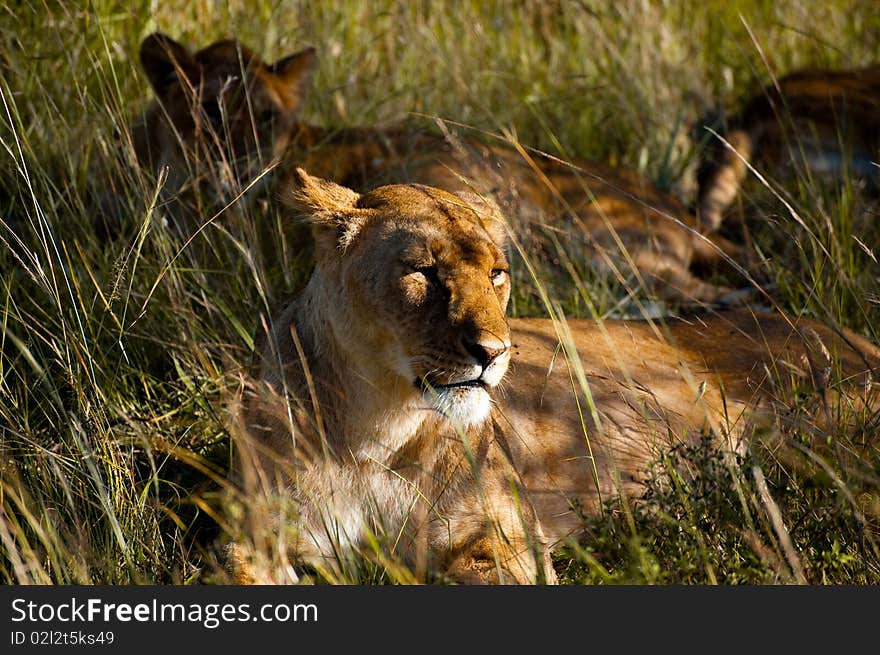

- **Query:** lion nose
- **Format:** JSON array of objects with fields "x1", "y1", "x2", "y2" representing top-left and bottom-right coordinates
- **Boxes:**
[{"x1": 462, "y1": 336, "x2": 510, "y2": 368}]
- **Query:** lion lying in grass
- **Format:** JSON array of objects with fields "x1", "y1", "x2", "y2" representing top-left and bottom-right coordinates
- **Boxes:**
[
  {"x1": 228, "y1": 169, "x2": 880, "y2": 584},
  {"x1": 696, "y1": 64, "x2": 880, "y2": 232},
  {"x1": 131, "y1": 32, "x2": 744, "y2": 305}
]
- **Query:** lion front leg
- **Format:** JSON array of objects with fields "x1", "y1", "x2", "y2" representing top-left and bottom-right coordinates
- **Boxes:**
[
  {"x1": 434, "y1": 476, "x2": 557, "y2": 585},
  {"x1": 444, "y1": 532, "x2": 556, "y2": 585}
]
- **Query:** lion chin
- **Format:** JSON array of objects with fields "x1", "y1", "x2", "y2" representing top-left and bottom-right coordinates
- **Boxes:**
[{"x1": 424, "y1": 384, "x2": 492, "y2": 428}]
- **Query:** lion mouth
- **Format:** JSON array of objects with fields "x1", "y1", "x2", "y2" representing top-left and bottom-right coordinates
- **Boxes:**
[
  {"x1": 415, "y1": 375, "x2": 493, "y2": 427},
  {"x1": 416, "y1": 377, "x2": 487, "y2": 393}
]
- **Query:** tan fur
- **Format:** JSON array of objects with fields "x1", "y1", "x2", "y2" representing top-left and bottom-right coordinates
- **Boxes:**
[
  {"x1": 696, "y1": 65, "x2": 880, "y2": 231},
  {"x1": 134, "y1": 33, "x2": 742, "y2": 304},
  {"x1": 230, "y1": 171, "x2": 880, "y2": 584}
]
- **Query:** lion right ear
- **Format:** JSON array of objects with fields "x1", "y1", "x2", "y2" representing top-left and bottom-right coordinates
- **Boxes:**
[
  {"x1": 139, "y1": 32, "x2": 198, "y2": 99},
  {"x1": 270, "y1": 47, "x2": 317, "y2": 112},
  {"x1": 285, "y1": 168, "x2": 370, "y2": 252}
]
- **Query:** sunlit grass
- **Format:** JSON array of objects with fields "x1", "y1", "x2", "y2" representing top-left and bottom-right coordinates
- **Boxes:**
[{"x1": 1, "y1": 0, "x2": 878, "y2": 584}]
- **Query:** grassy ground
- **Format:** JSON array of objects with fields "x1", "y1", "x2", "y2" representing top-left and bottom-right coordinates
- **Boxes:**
[{"x1": 1, "y1": 0, "x2": 879, "y2": 584}]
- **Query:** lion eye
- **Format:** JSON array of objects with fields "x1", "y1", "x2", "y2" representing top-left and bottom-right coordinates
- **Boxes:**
[{"x1": 490, "y1": 269, "x2": 508, "y2": 286}]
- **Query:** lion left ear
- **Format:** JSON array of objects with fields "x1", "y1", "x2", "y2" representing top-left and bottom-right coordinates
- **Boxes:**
[
  {"x1": 285, "y1": 168, "x2": 370, "y2": 252},
  {"x1": 453, "y1": 191, "x2": 509, "y2": 248}
]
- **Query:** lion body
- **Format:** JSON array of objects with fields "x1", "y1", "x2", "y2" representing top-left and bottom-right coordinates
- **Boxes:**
[
  {"x1": 504, "y1": 311, "x2": 879, "y2": 540},
  {"x1": 696, "y1": 65, "x2": 880, "y2": 230},
  {"x1": 231, "y1": 171, "x2": 880, "y2": 584},
  {"x1": 134, "y1": 33, "x2": 741, "y2": 304}
]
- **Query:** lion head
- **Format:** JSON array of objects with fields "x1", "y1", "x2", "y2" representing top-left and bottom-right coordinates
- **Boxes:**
[
  {"x1": 268, "y1": 168, "x2": 513, "y2": 431},
  {"x1": 133, "y1": 33, "x2": 315, "y2": 209}
]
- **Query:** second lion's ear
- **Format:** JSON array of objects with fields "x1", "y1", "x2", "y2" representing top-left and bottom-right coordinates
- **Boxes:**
[
  {"x1": 285, "y1": 168, "x2": 370, "y2": 252},
  {"x1": 270, "y1": 47, "x2": 317, "y2": 112},
  {"x1": 139, "y1": 32, "x2": 198, "y2": 100}
]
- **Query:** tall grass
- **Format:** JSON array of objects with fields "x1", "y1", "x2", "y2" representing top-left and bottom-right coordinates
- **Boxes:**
[{"x1": 1, "y1": 0, "x2": 878, "y2": 584}]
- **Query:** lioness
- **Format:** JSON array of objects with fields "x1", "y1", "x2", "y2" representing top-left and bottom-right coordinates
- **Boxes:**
[
  {"x1": 134, "y1": 32, "x2": 742, "y2": 305},
  {"x1": 230, "y1": 169, "x2": 880, "y2": 584},
  {"x1": 696, "y1": 65, "x2": 880, "y2": 231}
]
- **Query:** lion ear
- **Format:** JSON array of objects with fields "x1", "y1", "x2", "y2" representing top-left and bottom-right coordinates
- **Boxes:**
[
  {"x1": 454, "y1": 191, "x2": 509, "y2": 248},
  {"x1": 270, "y1": 47, "x2": 317, "y2": 112},
  {"x1": 285, "y1": 168, "x2": 370, "y2": 252},
  {"x1": 140, "y1": 32, "x2": 198, "y2": 100}
]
